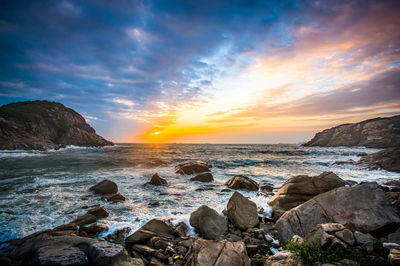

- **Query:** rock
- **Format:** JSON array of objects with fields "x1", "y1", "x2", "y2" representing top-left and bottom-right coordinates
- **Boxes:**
[
  {"x1": 333, "y1": 159, "x2": 356, "y2": 165},
  {"x1": 261, "y1": 184, "x2": 274, "y2": 192},
  {"x1": 388, "y1": 249, "x2": 400, "y2": 266},
  {"x1": 90, "y1": 180, "x2": 118, "y2": 195},
  {"x1": 275, "y1": 182, "x2": 400, "y2": 244},
  {"x1": 140, "y1": 219, "x2": 174, "y2": 239},
  {"x1": 175, "y1": 161, "x2": 211, "y2": 175},
  {"x1": 72, "y1": 214, "x2": 98, "y2": 226},
  {"x1": 0, "y1": 100, "x2": 113, "y2": 150},
  {"x1": 264, "y1": 250, "x2": 296, "y2": 266},
  {"x1": 225, "y1": 175, "x2": 259, "y2": 191},
  {"x1": 87, "y1": 206, "x2": 109, "y2": 218},
  {"x1": 131, "y1": 258, "x2": 145, "y2": 266},
  {"x1": 54, "y1": 223, "x2": 78, "y2": 231},
  {"x1": 183, "y1": 239, "x2": 250, "y2": 266},
  {"x1": 385, "y1": 191, "x2": 400, "y2": 214},
  {"x1": 358, "y1": 147, "x2": 400, "y2": 173},
  {"x1": 79, "y1": 222, "x2": 108, "y2": 237},
  {"x1": 174, "y1": 222, "x2": 189, "y2": 238},
  {"x1": 290, "y1": 235, "x2": 303, "y2": 244},
  {"x1": 132, "y1": 244, "x2": 157, "y2": 256},
  {"x1": 227, "y1": 192, "x2": 258, "y2": 231},
  {"x1": 268, "y1": 172, "x2": 346, "y2": 219},
  {"x1": 105, "y1": 227, "x2": 132, "y2": 244},
  {"x1": 388, "y1": 230, "x2": 400, "y2": 245},
  {"x1": 148, "y1": 257, "x2": 164, "y2": 266},
  {"x1": 354, "y1": 231, "x2": 374, "y2": 252},
  {"x1": 304, "y1": 115, "x2": 400, "y2": 148},
  {"x1": 189, "y1": 205, "x2": 227, "y2": 240},
  {"x1": 126, "y1": 229, "x2": 155, "y2": 244},
  {"x1": 102, "y1": 192, "x2": 126, "y2": 203},
  {"x1": 305, "y1": 223, "x2": 355, "y2": 250},
  {"x1": 146, "y1": 173, "x2": 167, "y2": 186},
  {"x1": 190, "y1": 172, "x2": 214, "y2": 182}
]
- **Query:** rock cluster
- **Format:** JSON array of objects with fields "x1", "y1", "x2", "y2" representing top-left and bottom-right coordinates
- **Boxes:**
[
  {"x1": 90, "y1": 179, "x2": 126, "y2": 203},
  {"x1": 0, "y1": 100, "x2": 113, "y2": 150},
  {"x1": 175, "y1": 161, "x2": 211, "y2": 175}
]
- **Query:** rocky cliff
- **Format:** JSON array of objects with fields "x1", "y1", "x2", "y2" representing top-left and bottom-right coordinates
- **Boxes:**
[
  {"x1": 304, "y1": 115, "x2": 400, "y2": 148},
  {"x1": 0, "y1": 100, "x2": 113, "y2": 150}
]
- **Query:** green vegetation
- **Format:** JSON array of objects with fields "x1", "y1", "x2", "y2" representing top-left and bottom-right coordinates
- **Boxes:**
[{"x1": 250, "y1": 257, "x2": 267, "y2": 266}]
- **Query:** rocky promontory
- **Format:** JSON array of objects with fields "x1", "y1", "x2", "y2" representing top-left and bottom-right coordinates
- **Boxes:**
[
  {"x1": 304, "y1": 115, "x2": 400, "y2": 148},
  {"x1": 0, "y1": 100, "x2": 113, "y2": 150}
]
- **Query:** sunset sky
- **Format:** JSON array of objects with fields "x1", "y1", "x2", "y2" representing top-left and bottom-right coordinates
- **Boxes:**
[{"x1": 0, "y1": 0, "x2": 399, "y2": 143}]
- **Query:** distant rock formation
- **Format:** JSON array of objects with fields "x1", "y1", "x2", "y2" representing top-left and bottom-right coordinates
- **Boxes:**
[
  {"x1": 0, "y1": 100, "x2": 113, "y2": 150},
  {"x1": 358, "y1": 146, "x2": 400, "y2": 173},
  {"x1": 304, "y1": 115, "x2": 400, "y2": 148}
]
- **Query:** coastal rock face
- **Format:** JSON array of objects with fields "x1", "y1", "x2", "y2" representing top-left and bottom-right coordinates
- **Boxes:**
[
  {"x1": 358, "y1": 147, "x2": 400, "y2": 173},
  {"x1": 184, "y1": 239, "x2": 250, "y2": 266},
  {"x1": 175, "y1": 161, "x2": 211, "y2": 175},
  {"x1": 0, "y1": 100, "x2": 113, "y2": 150},
  {"x1": 275, "y1": 182, "x2": 400, "y2": 244},
  {"x1": 189, "y1": 205, "x2": 227, "y2": 240},
  {"x1": 227, "y1": 192, "x2": 258, "y2": 231},
  {"x1": 225, "y1": 175, "x2": 259, "y2": 191},
  {"x1": 267, "y1": 172, "x2": 346, "y2": 219},
  {"x1": 304, "y1": 115, "x2": 400, "y2": 148}
]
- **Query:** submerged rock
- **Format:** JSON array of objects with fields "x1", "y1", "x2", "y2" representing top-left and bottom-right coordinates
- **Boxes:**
[
  {"x1": 102, "y1": 193, "x2": 126, "y2": 203},
  {"x1": 275, "y1": 182, "x2": 400, "y2": 244},
  {"x1": 227, "y1": 192, "x2": 258, "y2": 231},
  {"x1": 358, "y1": 147, "x2": 400, "y2": 173},
  {"x1": 225, "y1": 175, "x2": 259, "y2": 191},
  {"x1": 175, "y1": 161, "x2": 211, "y2": 175},
  {"x1": 146, "y1": 173, "x2": 168, "y2": 186},
  {"x1": 190, "y1": 172, "x2": 214, "y2": 182},
  {"x1": 90, "y1": 180, "x2": 118, "y2": 195},
  {"x1": 189, "y1": 205, "x2": 227, "y2": 240},
  {"x1": 267, "y1": 172, "x2": 346, "y2": 219}
]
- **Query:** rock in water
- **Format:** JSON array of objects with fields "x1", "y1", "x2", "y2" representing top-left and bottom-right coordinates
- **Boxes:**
[
  {"x1": 304, "y1": 115, "x2": 400, "y2": 148},
  {"x1": 275, "y1": 182, "x2": 400, "y2": 244},
  {"x1": 90, "y1": 180, "x2": 118, "y2": 195},
  {"x1": 227, "y1": 192, "x2": 258, "y2": 231},
  {"x1": 267, "y1": 172, "x2": 346, "y2": 219},
  {"x1": 87, "y1": 206, "x2": 109, "y2": 218},
  {"x1": 358, "y1": 147, "x2": 400, "y2": 173},
  {"x1": 139, "y1": 219, "x2": 174, "y2": 239},
  {"x1": 175, "y1": 161, "x2": 211, "y2": 175},
  {"x1": 0, "y1": 100, "x2": 113, "y2": 150},
  {"x1": 189, "y1": 205, "x2": 227, "y2": 240},
  {"x1": 146, "y1": 173, "x2": 168, "y2": 186},
  {"x1": 190, "y1": 172, "x2": 214, "y2": 182},
  {"x1": 225, "y1": 175, "x2": 259, "y2": 191},
  {"x1": 183, "y1": 239, "x2": 250, "y2": 266}
]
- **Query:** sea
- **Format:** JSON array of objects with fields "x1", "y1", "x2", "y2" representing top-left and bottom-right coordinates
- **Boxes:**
[{"x1": 1, "y1": 143, "x2": 399, "y2": 245}]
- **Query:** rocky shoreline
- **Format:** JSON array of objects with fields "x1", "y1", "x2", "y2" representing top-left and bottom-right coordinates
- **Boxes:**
[{"x1": 1, "y1": 161, "x2": 400, "y2": 265}]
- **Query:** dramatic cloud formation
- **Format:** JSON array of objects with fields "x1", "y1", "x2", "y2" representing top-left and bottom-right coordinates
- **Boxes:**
[{"x1": 0, "y1": 0, "x2": 399, "y2": 143}]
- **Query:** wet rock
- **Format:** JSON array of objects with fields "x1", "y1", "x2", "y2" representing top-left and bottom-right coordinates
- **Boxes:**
[
  {"x1": 90, "y1": 180, "x2": 118, "y2": 195},
  {"x1": 132, "y1": 244, "x2": 156, "y2": 256},
  {"x1": 79, "y1": 222, "x2": 108, "y2": 237},
  {"x1": 151, "y1": 237, "x2": 170, "y2": 250},
  {"x1": 189, "y1": 205, "x2": 227, "y2": 240},
  {"x1": 183, "y1": 239, "x2": 249, "y2": 266},
  {"x1": 146, "y1": 173, "x2": 167, "y2": 186},
  {"x1": 225, "y1": 175, "x2": 259, "y2": 191},
  {"x1": 388, "y1": 249, "x2": 400, "y2": 265},
  {"x1": 175, "y1": 161, "x2": 211, "y2": 175},
  {"x1": 275, "y1": 182, "x2": 400, "y2": 244},
  {"x1": 333, "y1": 159, "x2": 356, "y2": 165},
  {"x1": 149, "y1": 257, "x2": 164, "y2": 266},
  {"x1": 358, "y1": 147, "x2": 400, "y2": 173},
  {"x1": 268, "y1": 172, "x2": 346, "y2": 219},
  {"x1": 227, "y1": 192, "x2": 258, "y2": 231},
  {"x1": 140, "y1": 219, "x2": 175, "y2": 239},
  {"x1": 264, "y1": 250, "x2": 295, "y2": 266},
  {"x1": 72, "y1": 214, "x2": 98, "y2": 227},
  {"x1": 126, "y1": 229, "x2": 155, "y2": 244},
  {"x1": 261, "y1": 184, "x2": 274, "y2": 192},
  {"x1": 174, "y1": 222, "x2": 189, "y2": 238},
  {"x1": 190, "y1": 172, "x2": 214, "y2": 182},
  {"x1": 102, "y1": 192, "x2": 126, "y2": 203},
  {"x1": 106, "y1": 228, "x2": 132, "y2": 244},
  {"x1": 221, "y1": 189, "x2": 231, "y2": 192},
  {"x1": 53, "y1": 223, "x2": 78, "y2": 232},
  {"x1": 87, "y1": 206, "x2": 109, "y2": 218}
]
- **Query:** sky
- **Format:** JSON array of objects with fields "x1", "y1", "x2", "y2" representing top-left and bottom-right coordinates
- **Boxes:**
[{"x1": 0, "y1": 0, "x2": 399, "y2": 144}]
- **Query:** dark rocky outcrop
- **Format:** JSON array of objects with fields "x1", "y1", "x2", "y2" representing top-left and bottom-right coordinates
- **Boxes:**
[
  {"x1": 225, "y1": 175, "x2": 259, "y2": 191},
  {"x1": 275, "y1": 182, "x2": 400, "y2": 244},
  {"x1": 189, "y1": 205, "x2": 227, "y2": 240},
  {"x1": 304, "y1": 115, "x2": 400, "y2": 148},
  {"x1": 190, "y1": 172, "x2": 214, "y2": 182},
  {"x1": 227, "y1": 192, "x2": 258, "y2": 231},
  {"x1": 87, "y1": 206, "x2": 109, "y2": 218},
  {"x1": 145, "y1": 173, "x2": 167, "y2": 186},
  {"x1": 358, "y1": 147, "x2": 400, "y2": 173},
  {"x1": 0, "y1": 100, "x2": 113, "y2": 150},
  {"x1": 89, "y1": 180, "x2": 118, "y2": 195},
  {"x1": 175, "y1": 161, "x2": 211, "y2": 175},
  {"x1": 267, "y1": 172, "x2": 346, "y2": 219}
]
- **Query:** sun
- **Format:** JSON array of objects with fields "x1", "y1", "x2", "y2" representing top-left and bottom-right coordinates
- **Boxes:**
[{"x1": 153, "y1": 131, "x2": 160, "y2": 135}]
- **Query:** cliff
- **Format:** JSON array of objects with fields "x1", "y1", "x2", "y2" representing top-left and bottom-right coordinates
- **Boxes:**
[
  {"x1": 304, "y1": 115, "x2": 400, "y2": 148},
  {"x1": 0, "y1": 100, "x2": 113, "y2": 150}
]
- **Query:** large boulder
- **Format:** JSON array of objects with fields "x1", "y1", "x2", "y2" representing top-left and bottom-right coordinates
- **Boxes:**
[
  {"x1": 264, "y1": 250, "x2": 296, "y2": 266},
  {"x1": 305, "y1": 223, "x2": 355, "y2": 250},
  {"x1": 225, "y1": 175, "x2": 259, "y2": 191},
  {"x1": 358, "y1": 147, "x2": 400, "y2": 173},
  {"x1": 146, "y1": 173, "x2": 167, "y2": 186},
  {"x1": 189, "y1": 205, "x2": 227, "y2": 240},
  {"x1": 275, "y1": 182, "x2": 400, "y2": 244},
  {"x1": 139, "y1": 219, "x2": 174, "y2": 239},
  {"x1": 90, "y1": 180, "x2": 118, "y2": 195},
  {"x1": 190, "y1": 172, "x2": 214, "y2": 182},
  {"x1": 268, "y1": 172, "x2": 346, "y2": 219},
  {"x1": 183, "y1": 239, "x2": 250, "y2": 266},
  {"x1": 227, "y1": 192, "x2": 258, "y2": 231},
  {"x1": 175, "y1": 161, "x2": 211, "y2": 175}
]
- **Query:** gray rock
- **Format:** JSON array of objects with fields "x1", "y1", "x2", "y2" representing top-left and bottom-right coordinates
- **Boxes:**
[
  {"x1": 227, "y1": 192, "x2": 258, "y2": 231},
  {"x1": 189, "y1": 205, "x2": 227, "y2": 240},
  {"x1": 146, "y1": 173, "x2": 167, "y2": 186},
  {"x1": 225, "y1": 175, "x2": 259, "y2": 191},
  {"x1": 265, "y1": 250, "x2": 296, "y2": 266},
  {"x1": 125, "y1": 229, "x2": 154, "y2": 244},
  {"x1": 358, "y1": 147, "x2": 400, "y2": 173},
  {"x1": 72, "y1": 214, "x2": 98, "y2": 227},
  {"x1": 140, "y1": 219, "x2": 174, "y2": 239},
  {"x1": 90, "y1": 180, "x2": 118, "y2": 195},
  {"x1": 175, "y1": 161, "x2": 211, "y2": 175},
  {"x1": 190, "y1": 172, "x2": 214, "y2": 182},
  {"x1": 87, "y1": 206, "x2": 109, "y2": 218},
  {"x1": 102, "y1": 192, "x2": 126, "y2": 203}
]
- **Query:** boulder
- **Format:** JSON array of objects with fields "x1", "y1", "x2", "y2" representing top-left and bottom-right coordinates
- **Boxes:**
[
  {"x1": 175, "y1": 161, "x2": 211, "y2": 175},
  {"x1": 174, "y1": 222, "x2": 189, "y2": 238},
  {"x1": 146, "y1": 173, "x2": 167, "y2": 186},
  {"x1": 190, "y1": 173, "x2": 214, "y2": 182},
  {"x1": 102, "y1": 193, "x2": 126, "y2": 203},
  {"x1": 225, "y1": 175, "x2": 259, "y2": 191},
  {"x1": 264, "y1": 250, "x2": 296, "y2": 266},
  {"x1": 275, "y1": 182, "x2": 400, "y2": 244},
  {"x1": 140, "y1": 219, "x2": 174, "y2": 239},
  {"x1": 189, "y1": 205, "x2": 227, "y2": 240},
  {"x1": 388, "y1": 249, "x2": 400, "y2": 266},
  {"x1": 358, "y1": 147, "x2": 400, "y2": 173},
  {"x1": 305, "y1": 223, "x2": 355, "y2": 250},
  {"x1": 125, "y1": 229, "x2": 154, "y2": 244},
  {"x1": 227, "y1": 192, "x2": 258, "y2": 231},
  {"x1": 79, "y1": 222, "x2": 108, "y2": 237},
  {"x1": 87, "y1": 206, "x2": 109, "y2": 218},
  {"x1": 183, "y1": 239, "x2": 249, "y2": 266},
  {"x1": 267, "y1": 172, "x2": 346, "y2": 219},
  {"x1": 90, "y1": 180, "x2": 118, "y2": 195},
  {"x1": 72, "y1": 214, "x2": 98, "y2": 227}
]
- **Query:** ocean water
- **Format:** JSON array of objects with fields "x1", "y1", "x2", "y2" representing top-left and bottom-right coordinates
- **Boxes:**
[{"x1": 0, "y1": 143, "x2": 399, "y2": 244}]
